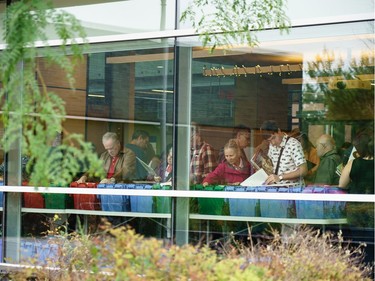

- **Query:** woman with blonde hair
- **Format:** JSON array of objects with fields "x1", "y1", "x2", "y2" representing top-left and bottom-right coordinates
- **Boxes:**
[{"x1": 203, "y1": 139, "x2": 251, "y2": 186}]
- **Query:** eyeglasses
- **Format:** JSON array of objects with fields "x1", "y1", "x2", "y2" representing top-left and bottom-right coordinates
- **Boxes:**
[{"x1": 263, "y1": 133, "x2": 276, "y2": 141}]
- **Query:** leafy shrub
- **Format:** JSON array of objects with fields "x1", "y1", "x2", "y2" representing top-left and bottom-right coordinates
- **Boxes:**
[
  {"x1": 7, "y1": 220, "x2": 270, "y2": 280},
  {"x1": 5, "y1": 222, "x2": 373, "y2": 280},
  {"x1": 223, "y1": 226, "x2": 373, "y2": 281}
]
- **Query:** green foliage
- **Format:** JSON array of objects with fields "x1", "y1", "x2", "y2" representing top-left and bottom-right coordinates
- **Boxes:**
[
  {"x1": 0, "y1": 0, "x2": 104, "y2": 186},
  {"x1": 227, "y1": 226, "x2": 373, "y2": 281},
  {"x1": 303, "y1": 49, "x2": 374, "y2": 121},
  {"x1": 5, "y1": 223, "x2": 373, "y2": 280},
  {"x1": 180, "y1": 0, "x2": 290, "y2": 52}
]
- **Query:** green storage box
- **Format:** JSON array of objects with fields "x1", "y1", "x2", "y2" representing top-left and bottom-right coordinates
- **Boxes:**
[
  {"x1": 153, "y1": 184, "x2": 172, "y2": 213},
  {"x1": 44, "y1": 193, "x2": 73, "y2": 209},
  {"x1": 196, "y1": 185, "x2": 226, "y2": 215},
  {"x1": 44, "y1": 185, "x2": 73, "y2": 209}
]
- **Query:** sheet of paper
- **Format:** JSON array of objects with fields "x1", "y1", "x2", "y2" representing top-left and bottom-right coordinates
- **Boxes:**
[
  {"x1": 240, "y1": 168, "x2": 268, "y2": 186},
  {"x1": 160, "y1": 181, "x2": 172, "y2": 186},
  {"x1": 136, "y1": 157, "x2": 157, "y2": 176},
  {"x1": 348, "y1": 146, "x2": 357, "y2": 161},
  {"x1": 133, "y1": 180, "x2": 156, "y2": 184}
]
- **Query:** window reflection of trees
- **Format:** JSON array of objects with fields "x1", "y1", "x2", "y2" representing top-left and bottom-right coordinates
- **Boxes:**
[{"x1": 303, "y1": 49, "x2": 374, "y2": 122}]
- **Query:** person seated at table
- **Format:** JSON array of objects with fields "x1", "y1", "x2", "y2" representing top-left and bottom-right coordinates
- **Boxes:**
[
  {"x1": 148, "y1": 143, "x2": 172, "y2": 175},
  {"x1": 154, "y1": 146, "x2": 173, "y2": 183},
  {"x1": 125, "y1": 129, "x2": 151, "y2": 181},
  {"x1": 202, "y1": 139, "x2": 250, "y2": 186},
  {"x1": 77, "y1": 132, "x2": 136, "y2": 184}
]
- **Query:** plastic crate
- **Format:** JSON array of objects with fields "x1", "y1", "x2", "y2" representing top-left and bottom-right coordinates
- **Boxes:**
[
  {"x1": 97, "y1": 183, "x2": 130, "y2": 212},
  {"x1": 225, "y1": 186, "x2": 260, "y2": 217},
  {"x1": 44, "y1": 193, "x2": 73, "y2": 209},
  {"x1": 20, "y1": 240, "x2": 35, "y2": 262},
  {"x1": 20, "y1": 238, "x2": 58, "y2": 264},
  {"x1": 153, "y1": 184, "x2": 172, "y2": 214},
  {"x1": 43, "y1": 183, "x2": 74, "y2": 209},
  {"x1": 196, "y1": 185, "x2": 226, "y2": 215},
  {"x1": 127, "y1": 184, "x2": 153, "y2": 213},
  {"x1": 36, "y1": 240, "x2": 59, "y2": 264},
  {"x1": 23, "y1": 193, "x2": 45, "y2": 208},
  {"x1": 296, "y1": 186, "x2": 347, "y2": 219},
  {"x1": 70, "y1": 182, "x2": 100, "y2": 210},
  {"x1": 22, "y1": 181, "x2": 45, "y2": 208},
  {"x1": 259, "y1": 186, "x2": 296, "y2": 218}
]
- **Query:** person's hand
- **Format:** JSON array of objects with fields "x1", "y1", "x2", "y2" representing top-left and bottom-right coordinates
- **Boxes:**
[
  {"x1": 100, "y1": 178, "x2": 115, "y2": 184},
  {"x1": 154, "y1": 176, "x2": 162, "y2": 182},
  {"x1": 264, "y1": 174, "x2": 280, "y2": 185},
  {"x1": 100, "y1": 178, "x2": 109, "y2": 184}
]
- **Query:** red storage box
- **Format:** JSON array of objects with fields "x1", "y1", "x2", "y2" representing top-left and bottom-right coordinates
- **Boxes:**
[
  {"x1": 70, "y1": 182, "x2": 100, "y2": 210},
  {"x1": 22, "y1": 181, "x2": 44, "y2": 208},
  {"x1": 23, "y1": 193, "x2": 45, "y2": 208}
]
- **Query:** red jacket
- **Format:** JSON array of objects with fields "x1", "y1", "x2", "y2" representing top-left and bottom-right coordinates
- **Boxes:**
[{"x1": 203, "y1": 159, "x2": 251, "y2": 185}]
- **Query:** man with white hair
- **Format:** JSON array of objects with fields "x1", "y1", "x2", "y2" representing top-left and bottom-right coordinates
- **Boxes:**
[
  {"x1": 78, "y1": 132, "x2": 136, "y2": 184},
  {"x1": 313, "y1": 134, "x2": 342, "y2": 185}
]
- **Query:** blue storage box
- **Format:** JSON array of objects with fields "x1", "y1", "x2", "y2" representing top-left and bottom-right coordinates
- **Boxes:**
[
  {"x1": 97, "y1": 183, "x2": 130, "y2": 212},
  {"x1": 20, "y1": 238, "x2": 58, "y2": 264},
  {"x1": 20, "y1": 240, "x2": 35, "y2": 262},
  {"x1": 324, "y1": 187, "x2": 347, "y2": 219},
  {"x1": 225, "y1": 186, "x2": 259, "y2": 217},
  {"x1": 296, "y1": 186, "x2": 347, "y2": 219},
  {"x1": 289, "y1": 186, "x2": 303, "y2": 193},
  {"x1": 127, "y1": 184, "x2": 153, "y2": 213},
  {"x1": 259, "y1": 186, "x2": 296, "y2": 218},
  {"x1": 36, "y1": 240, "x2": 59, "y2": 264}
]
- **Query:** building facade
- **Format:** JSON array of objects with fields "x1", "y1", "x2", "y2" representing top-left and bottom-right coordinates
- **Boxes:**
[{"x1": 0, "y1": 0, "x2": 374, "y2": 266}]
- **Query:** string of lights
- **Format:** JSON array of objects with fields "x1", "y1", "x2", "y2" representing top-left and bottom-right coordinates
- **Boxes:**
[{"x1": 202, "y1": 63, "x2": 304, "y2": 77}]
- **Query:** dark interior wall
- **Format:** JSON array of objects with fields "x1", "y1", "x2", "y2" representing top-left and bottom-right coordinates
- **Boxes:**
[{"x1": 235, "y1": 74, "x2": 290, "y2": 130}]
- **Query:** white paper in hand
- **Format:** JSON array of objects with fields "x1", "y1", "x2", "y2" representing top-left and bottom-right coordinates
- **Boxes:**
[
  {"x1": 240, "y1": 168, "x2": 268, "y2": 186},
  {"x1": 136, "y1": 157, "x2": 156, "y2": 176}
]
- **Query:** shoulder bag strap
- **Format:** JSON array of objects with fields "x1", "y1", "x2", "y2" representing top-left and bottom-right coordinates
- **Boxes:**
[{"x1": 275, "y1": 137, "x2": 290, "y2": 175}]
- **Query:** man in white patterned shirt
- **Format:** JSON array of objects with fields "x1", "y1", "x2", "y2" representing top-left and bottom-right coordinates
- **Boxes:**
[{"x1": 261, "y1": 120, "x2": 307, "y2": 186}]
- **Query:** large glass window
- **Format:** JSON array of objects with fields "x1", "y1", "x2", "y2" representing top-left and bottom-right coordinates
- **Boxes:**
[
  {"x1": 0, "y1": 0, "x2": 373, "y2": 268},
  {"x1": 60, "y1": 0, "x2": 177, "y2": 36},
  {"x1": 179, "y1": 19, "x2": 374, "y2": 257},
  {"x1": 1, "y1": 38, "x2": 177, "y2": 262}
]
